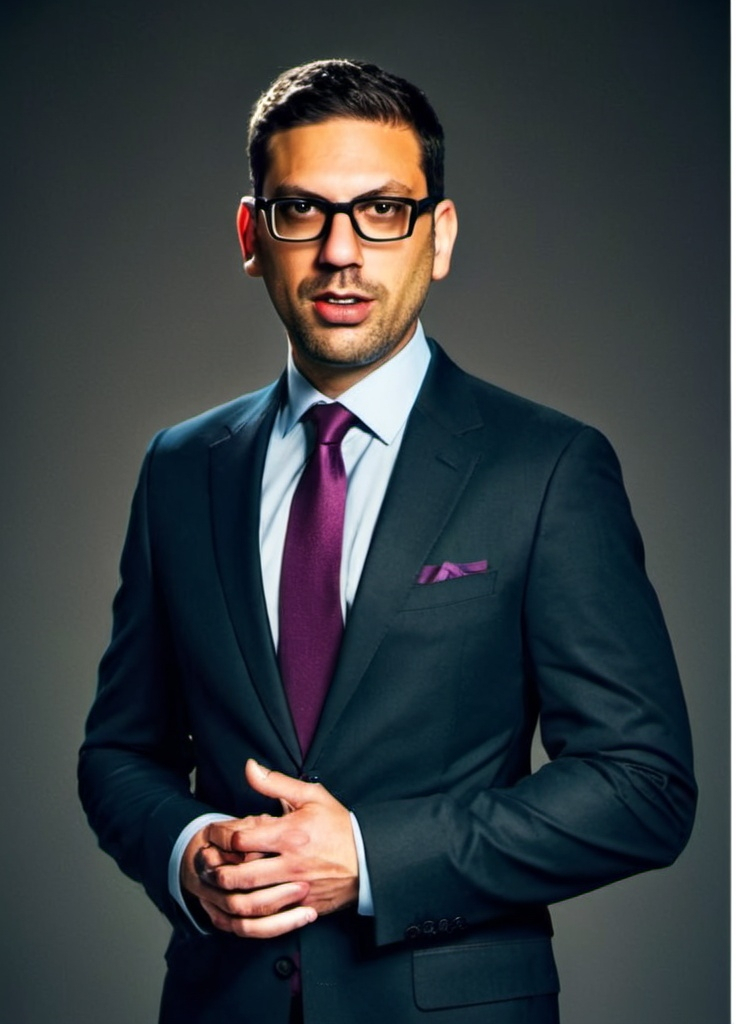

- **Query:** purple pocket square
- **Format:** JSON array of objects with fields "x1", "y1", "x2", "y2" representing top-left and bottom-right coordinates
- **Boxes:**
[{"x1": 416, "y1": 559, "x2": 489, "y2": 585}]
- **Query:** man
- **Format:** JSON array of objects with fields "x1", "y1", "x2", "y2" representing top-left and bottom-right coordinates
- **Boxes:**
[{"x1": 79, "y1": 59, "x2": 696, "y2": 1024}]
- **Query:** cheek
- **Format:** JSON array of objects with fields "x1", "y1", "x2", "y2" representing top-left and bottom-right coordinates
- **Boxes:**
[
  {"x1": 259, "y1": 253, "x2": 302, "y2": 303},
  {"x1": 389, "y1": 246, "x2": 433, "y2": 299}
]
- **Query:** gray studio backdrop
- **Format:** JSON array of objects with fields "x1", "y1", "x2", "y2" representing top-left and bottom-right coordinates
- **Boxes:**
[{"x1": 1, "y1": 2, "x2": 727, "y2": 1022}]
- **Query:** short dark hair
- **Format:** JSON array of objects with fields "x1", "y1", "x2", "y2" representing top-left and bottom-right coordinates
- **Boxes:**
[{"x1": 248, "y1": 59, "x2": 445, "y2": 198}]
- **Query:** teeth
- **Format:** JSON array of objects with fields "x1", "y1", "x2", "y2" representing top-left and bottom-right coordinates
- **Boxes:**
[{"x1": 325, "y1": 297, "x2": 358, "y2": 304}]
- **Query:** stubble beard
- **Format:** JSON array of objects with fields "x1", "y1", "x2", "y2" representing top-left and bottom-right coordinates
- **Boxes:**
[
  {"x1": 288, "y1": 299, "x2": 424, "y2": 370},
  {"x1": 285, "y1": 249, "x2": 434, "y2": 371}
]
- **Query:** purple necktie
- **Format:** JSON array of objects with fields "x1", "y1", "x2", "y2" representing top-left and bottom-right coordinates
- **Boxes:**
[{"x1": 278, "y1": 402, "x2": 358, "y2": 753}]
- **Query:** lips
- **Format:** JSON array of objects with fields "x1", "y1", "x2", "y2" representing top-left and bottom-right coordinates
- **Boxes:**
[{"x1": 312, "y1": 291, "x2": 374, "y2": 326}]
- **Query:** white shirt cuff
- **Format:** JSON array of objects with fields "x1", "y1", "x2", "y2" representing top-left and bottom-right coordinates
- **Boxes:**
[
  {"x1": 349, "y1": 811, "x2": 375, "y2": 916},
  {"x1": 168, "y1": 812, "x2": 234, "y2": 934}
]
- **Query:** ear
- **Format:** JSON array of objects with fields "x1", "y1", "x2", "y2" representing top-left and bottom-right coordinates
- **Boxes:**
[
  {"x1": 431, "y1": 199, "x2": 458, "y2": 282},
  {"x1": 236, "y1": 197, "x2": 262, "y2": 277}
]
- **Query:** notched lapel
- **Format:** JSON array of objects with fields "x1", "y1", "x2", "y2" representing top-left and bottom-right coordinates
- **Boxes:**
[
  {"x1": 209, "y1": 381, "x2": 302, "y2": 769},
  {"x1": 308, "y1": 347, "x2": 485, "y2": 762}
]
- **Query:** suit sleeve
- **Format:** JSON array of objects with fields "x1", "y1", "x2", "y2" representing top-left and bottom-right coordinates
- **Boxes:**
[
  {"x1": 355, "y1": 426, "x2": 696, "y2": 947},
  {"x1": 78, "y1": 434, "x2": 216, "y2": 928}
]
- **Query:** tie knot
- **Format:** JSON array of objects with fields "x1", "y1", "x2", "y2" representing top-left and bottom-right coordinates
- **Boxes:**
[{"x1": 305, "y1": 402, "x2": 358, "y2": 445}]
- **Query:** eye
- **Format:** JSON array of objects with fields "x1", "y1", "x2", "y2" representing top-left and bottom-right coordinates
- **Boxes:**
[
  {"x1": 363, "y1": 200, "x2": 404, "y2": 218},
  {"x1": 279, "y1": 199, "x2": 319, "y2": 219}
]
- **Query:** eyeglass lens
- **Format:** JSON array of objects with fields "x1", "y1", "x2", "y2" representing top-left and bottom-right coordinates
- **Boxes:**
[{"x1": 271, "y1": 199, "x2": 414, "y2": 240}]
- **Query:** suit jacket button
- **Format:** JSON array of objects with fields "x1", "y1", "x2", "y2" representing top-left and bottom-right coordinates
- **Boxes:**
[
  {"x1": 450, "y1": 916, "x2": 467, "y2": 932},
  {"x1": 299, "y1": 773, "x2": 321, "y2": 783},
  {"x1": 274, "y1": 957, "x2": 296, "y2": 980},
  {"x1": 438, "y1": 918, "x2": 449, "y2": 933},
  {"x1": 405, "y1": 925, "x2": 421, "y2": 941},
  {"x1": 422, "y1": 920, "x2": 437, "y2": 936}
]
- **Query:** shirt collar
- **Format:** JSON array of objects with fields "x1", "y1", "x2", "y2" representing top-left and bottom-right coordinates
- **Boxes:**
[{"x1": 279, "y1": 322, "x2": 431, "y2": 444}]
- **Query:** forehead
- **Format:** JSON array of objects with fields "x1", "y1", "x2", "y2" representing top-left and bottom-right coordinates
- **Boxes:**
[{"x1": 262, "y1": 117, "x2": 426, "y2": 198}]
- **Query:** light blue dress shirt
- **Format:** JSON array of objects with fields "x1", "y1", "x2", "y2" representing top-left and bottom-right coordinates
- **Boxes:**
[{"x1": 168, "y1": 323, "x2": 431, "y2": 931}]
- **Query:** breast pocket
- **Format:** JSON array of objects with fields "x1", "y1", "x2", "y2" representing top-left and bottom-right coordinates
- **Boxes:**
[{"x1": 403, "y1": 568, "x2": 498, "y2": 610}]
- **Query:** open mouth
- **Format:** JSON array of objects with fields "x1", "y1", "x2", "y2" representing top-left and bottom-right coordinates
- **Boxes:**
[
  {"x1": 312, "y1": 292, "x2": 374, "y2": 325},
  {"x1": 314, "y1": 291, "x2": 371, "y2": 303}
]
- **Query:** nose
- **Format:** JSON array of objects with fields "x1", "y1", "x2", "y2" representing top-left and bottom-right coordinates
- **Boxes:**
[{"x1": 317, "y1": 211, "x2": 363, "y2": 268}]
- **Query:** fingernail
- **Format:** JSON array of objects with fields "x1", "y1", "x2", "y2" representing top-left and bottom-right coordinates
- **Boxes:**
[{"x1": 302, "y1": 909, "x2": 317, "y2": 925}]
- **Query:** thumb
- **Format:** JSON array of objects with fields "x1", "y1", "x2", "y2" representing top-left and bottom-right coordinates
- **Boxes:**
[{"x1": 245, "y1": 759, "x2": 322, "y2": 809}]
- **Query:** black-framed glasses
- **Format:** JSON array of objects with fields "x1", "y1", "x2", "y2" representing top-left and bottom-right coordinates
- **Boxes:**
[{"x1": 253, "y1": 195, "x2": 441, "y2": 242}]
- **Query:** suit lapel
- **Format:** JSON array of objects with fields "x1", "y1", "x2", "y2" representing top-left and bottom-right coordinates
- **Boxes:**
[
  {"x1": 209, "y1": 378, "x2": 303, "y2": 769},
  {"x1": 308, "y1": 345, "x2": 484, "y2": 762}
]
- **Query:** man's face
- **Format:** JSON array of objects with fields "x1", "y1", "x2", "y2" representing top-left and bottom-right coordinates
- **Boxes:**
[{"x1": 246, "y1": 117, "x2": 457, "y2": 393}]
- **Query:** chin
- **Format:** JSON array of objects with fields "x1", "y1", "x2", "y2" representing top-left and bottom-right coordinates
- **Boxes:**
[{"x1": 294, "y1": 333, "x2": 399, "y2": 371}]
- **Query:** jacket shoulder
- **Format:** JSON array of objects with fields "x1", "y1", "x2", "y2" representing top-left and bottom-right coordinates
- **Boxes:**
[
  {"x1": 148, "y1": 379, "x2": 281, "y2": 456},
  {"x1": 426, "y1": 341, "x2": 593, "y2": 452},
  {"x1": 467, "y1": 371, "x2": 584, "y2": 435}
]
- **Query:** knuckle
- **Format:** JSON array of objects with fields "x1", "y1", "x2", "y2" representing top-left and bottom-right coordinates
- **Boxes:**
[
  {"x1": 210, "y1": 867, "x2": 229, "y2": 889},
  {"x1": 205, "y1": 907, "x2": 230, "y2": 932},
  {"x1": 223, "y1": 892, "x2": 248, "y2": 915},
  {"x1": 218, "y1": 866, "x2": 249, "y2": 891},
  {"x1": 225, "y1": 893, "x2": 252, "y2": 916},
  {"x1": 204, "y1": 827, "x2": 223, "y2": 847},
  {"x1": 282, "y1": 829, "x2": 309, "y2": 854}
]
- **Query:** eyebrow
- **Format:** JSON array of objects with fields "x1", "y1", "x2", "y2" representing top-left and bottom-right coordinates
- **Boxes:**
[{"x1": 267, "y1": 180, "x2": 415, "y2": 201}]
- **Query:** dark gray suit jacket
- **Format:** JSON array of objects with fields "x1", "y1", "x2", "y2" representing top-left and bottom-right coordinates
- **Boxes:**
[{"x1": 79, "y1": 341, "x2": 696, "y2": 1024}]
